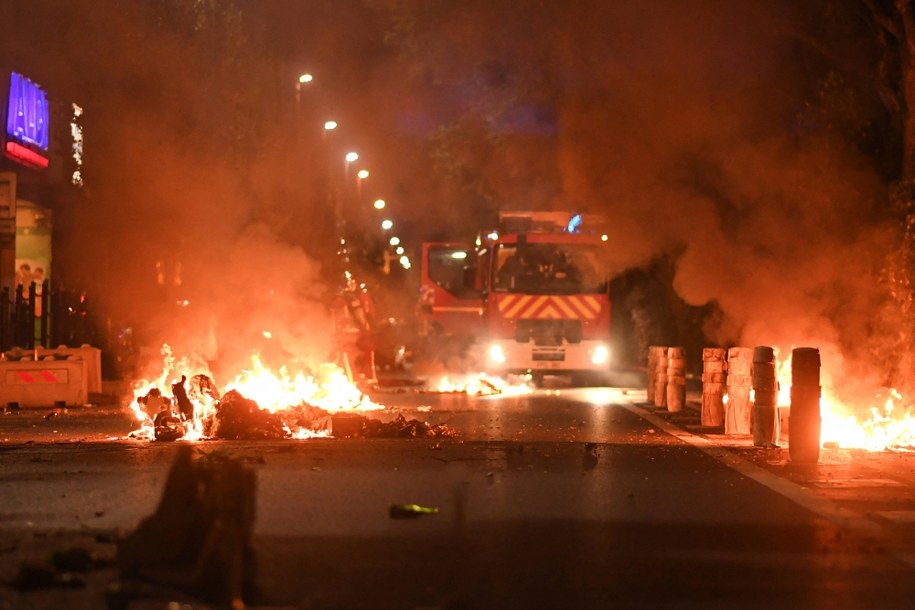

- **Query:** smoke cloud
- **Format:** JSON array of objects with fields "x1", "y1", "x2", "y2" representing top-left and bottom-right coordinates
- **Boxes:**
[
  {"x1": 3, "y1": 1, "x2": 904, "y2": 403},
  {"x1": 545, "y1": 1, "x2": 895, "y2": 396}
]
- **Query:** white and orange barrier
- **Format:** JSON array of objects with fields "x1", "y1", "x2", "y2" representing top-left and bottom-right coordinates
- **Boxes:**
[{"x1": 0, "y1": 344, "x2": 101, "y2": 407}]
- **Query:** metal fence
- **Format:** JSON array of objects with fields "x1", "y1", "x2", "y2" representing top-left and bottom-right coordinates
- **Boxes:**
[{"x1": 0, "y1": 281, "x2": 94, "y2": 351}]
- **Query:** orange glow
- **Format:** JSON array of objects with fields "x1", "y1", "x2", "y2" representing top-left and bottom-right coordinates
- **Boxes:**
[
  {"x1": 435, "y1": 373, "x2": 533, "y2": 396},
  {"x1": 772, "y1": 352, "x2": 914, "y2": 452},
  {"x1": 129, "y1": 344, "x2": 381, "y2": 441}
]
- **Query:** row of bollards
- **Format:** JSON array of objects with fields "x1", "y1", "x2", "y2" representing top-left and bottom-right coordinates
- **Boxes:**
[
  {"x1": 647, "y1": 345, "x2": 821, "y2": 463},
  {"x1": 646, "y1": 346, "x2": 686, "y2": 413}
]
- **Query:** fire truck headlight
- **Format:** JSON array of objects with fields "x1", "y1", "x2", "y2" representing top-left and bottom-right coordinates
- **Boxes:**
[
  {"x1": 487, "y1": 343, "x2": 507, "y2": 365},
  {"x1": 590, "y1": 344, "x2": 610, "y2": 366}
]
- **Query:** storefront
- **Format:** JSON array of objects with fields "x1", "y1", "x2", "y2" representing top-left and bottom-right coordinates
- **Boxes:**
[{"x1": 0, "y1": 68, "x2": 81, "y2": 292}]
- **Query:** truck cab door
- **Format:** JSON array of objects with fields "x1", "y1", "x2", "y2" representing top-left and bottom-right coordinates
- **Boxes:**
[{"x1": 419, "y1": 242, "x2": 483, "y2": 337}]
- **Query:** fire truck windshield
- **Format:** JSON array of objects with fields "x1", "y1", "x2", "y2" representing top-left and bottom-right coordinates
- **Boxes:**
[{"x1": 492, "y1": 243, "x2": 607, "y2": 295}]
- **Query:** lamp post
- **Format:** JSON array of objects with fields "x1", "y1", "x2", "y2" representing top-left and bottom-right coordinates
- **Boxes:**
[
  {"x1": 323, "y1": 120, "x2": 337, "y2": 141},
  {"x1": 356, "y1": 168, "x2": 369, "y2": 199},
  {"x1": 344, "y1": 151, "x2": 359, "y2": 179},
  {"x1": 295, "y1": 73, "x2": 313, "y2": 126}
]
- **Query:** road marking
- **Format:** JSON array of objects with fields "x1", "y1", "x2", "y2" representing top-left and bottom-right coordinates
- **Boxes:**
[
  {"x1": 876, "y1": 510, "x2": 915, "y2": 524},
  {"x1": 622, "y1": 403, "x2": 915, "y2": 571}
]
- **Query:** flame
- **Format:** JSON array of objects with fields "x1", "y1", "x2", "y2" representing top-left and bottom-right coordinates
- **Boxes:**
[
  {"x1": 434, "y1": 373, "x2": 534, "y2": 396},
  {"x1": 772, "y1": 353, "x2": 915, "y2": 452},
  {"x1": 129, "y1": 344, "x2": 381, "y2": 441}
]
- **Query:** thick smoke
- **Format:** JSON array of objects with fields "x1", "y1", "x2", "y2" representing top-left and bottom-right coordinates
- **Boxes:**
[
  {"x1": 549, "y1": 1, "x2": 895, "y2": 398},
  {"x1": 2, "y1": 2, "x2": 337, "y2": 383},
  {"x1": 4, "y1": 1, "x2": 904, "y2": 403}
]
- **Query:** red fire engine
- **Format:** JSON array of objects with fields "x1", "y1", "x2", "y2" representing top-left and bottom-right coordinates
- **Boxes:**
[{"x1": 419, "y1": 211, "x2": 612, "y2": 382}]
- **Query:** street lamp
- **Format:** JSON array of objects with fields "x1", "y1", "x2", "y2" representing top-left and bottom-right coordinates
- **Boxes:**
[
  {"x1": 373, "y1": 199, "x2": 386, "y2": 210},
  {"x1": 389, "y1": 236, "x2": 401, "y2": 246},
  {"x1": 381, "y1": 219, "x2": 393, "y2": 230}
]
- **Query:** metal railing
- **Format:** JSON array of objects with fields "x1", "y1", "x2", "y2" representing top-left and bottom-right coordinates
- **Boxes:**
[{"x1": 0, "y1": 281, "x2": 93, "y2": 351}]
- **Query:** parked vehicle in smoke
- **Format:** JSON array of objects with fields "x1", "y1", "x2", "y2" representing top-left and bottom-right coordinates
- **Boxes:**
[{"x1": 418, "y1": 211, "x2": 612, "y2": 384}]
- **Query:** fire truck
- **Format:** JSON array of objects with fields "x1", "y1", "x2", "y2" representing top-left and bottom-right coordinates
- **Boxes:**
[{"x1": 418, "y1": 211, "x2": 612, "y2": 383}]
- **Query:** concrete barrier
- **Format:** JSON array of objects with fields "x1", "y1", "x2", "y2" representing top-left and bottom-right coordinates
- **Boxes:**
[
  {"x1": 0, "y1": 344, "x2": 101, "y2": 407},
  {"x1": 35, "y1": 345, "x2": 102, "y2": 393},
  {"x1": 0, "y1": 358, "x2": 87, "y2": 407}
]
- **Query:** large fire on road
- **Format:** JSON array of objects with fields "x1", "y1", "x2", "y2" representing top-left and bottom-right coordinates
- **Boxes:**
[
  {"x1": 126, "y1": 346, "x2": 915, "y2": 451},
  {"x1": 771, "y1": 356, "x2": 915, "y2": 452},
  {"x1": 128, "y1": 344, "x2": 385, "y2": 441}
]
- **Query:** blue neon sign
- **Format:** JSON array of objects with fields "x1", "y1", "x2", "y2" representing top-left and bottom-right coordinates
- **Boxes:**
[{"x1": 6, "y1": 72, "x2": 49, "y2": 151}]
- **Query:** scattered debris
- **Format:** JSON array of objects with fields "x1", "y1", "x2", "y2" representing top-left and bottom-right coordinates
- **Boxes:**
[
  {"x1": 133, "y1": 372, "x2": 459, "y2": 441},
  {"x1": 582, "y1": 443, "x2": 599, "y2": 470},
  {"x1": 206, "y1": 390, "x2": 287, "y2": 440},
  {"x1": 171, "y1": 374, "x2": 195, "y2": 421},
  {"x1": 6, "y1": 546, "x2": 109, "y2": 592},
  {"x1": 43, "y1": 408, "x2": 66, "y2": 420},
  {"x1": 52, "y1": 547, "x2": 100, "y2": 572},
  {"x1": 153, "y1": 410, "x2": 185, "y2": 442},
  {"x1": 11, "y1": 563, "x2": 85, "y2": 591}
]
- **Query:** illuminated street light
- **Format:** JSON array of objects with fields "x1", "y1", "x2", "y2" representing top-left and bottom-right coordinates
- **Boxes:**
[
  {"x1": 357, "y1": 169, "x2": 369, "y2": 180},
  {"x1": 381, "y1": 219, "x2": 393, "y2": 230},
  {"x1": 395, "y1": 246, "x2": 405, "y2": 255},
  {"x1": 389, "y1": 236, "x2": 401, "y2": 246},
  {"x1": 298, "y1": 73, "x2": 313, "y2": 84},
  {"x1": 400, "y1": 255, "x2": 412, "y2": 270},
  {"x1": 373, "y1": 199, "x2": 386, "y2": 210}
]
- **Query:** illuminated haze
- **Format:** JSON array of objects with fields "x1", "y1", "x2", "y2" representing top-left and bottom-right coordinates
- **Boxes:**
[{"x1": 2, "y1": 1, "x2": 902, "y2": 400}]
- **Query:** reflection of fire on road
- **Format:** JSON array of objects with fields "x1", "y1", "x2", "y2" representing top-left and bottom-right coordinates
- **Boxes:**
[
  {"x1": 129, "y1": 344, "x2": 389, "y2": 441},
  {"x1": 434, "y1": 373, "x2": 534, "y2": 396}
]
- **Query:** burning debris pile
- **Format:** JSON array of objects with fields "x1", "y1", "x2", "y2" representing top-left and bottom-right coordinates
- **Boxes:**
[{"x1": 128, "y1": 345, "x2": 456, "y2": 441}]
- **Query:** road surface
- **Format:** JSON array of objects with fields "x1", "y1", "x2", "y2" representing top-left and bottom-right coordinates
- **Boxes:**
[{"x1": 0, "y1": 384, "x2": 914, "y2": 608}]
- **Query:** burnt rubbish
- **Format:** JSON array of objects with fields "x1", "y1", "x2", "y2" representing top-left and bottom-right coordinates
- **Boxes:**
[
  {"x1": 139, "y1": 374, "x2": 458, "y2": 441},
  {"x1": 171, "y1": 374, "x2": 195, "y2": 421},
  {"x1": 207, "y1": 390, "x2": 287, "y2": 440}
]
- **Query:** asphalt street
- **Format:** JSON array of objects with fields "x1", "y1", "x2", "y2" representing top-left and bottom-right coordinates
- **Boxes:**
[{"x1": 0, "y1": 385, "x2": 914, "y2": 609}]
